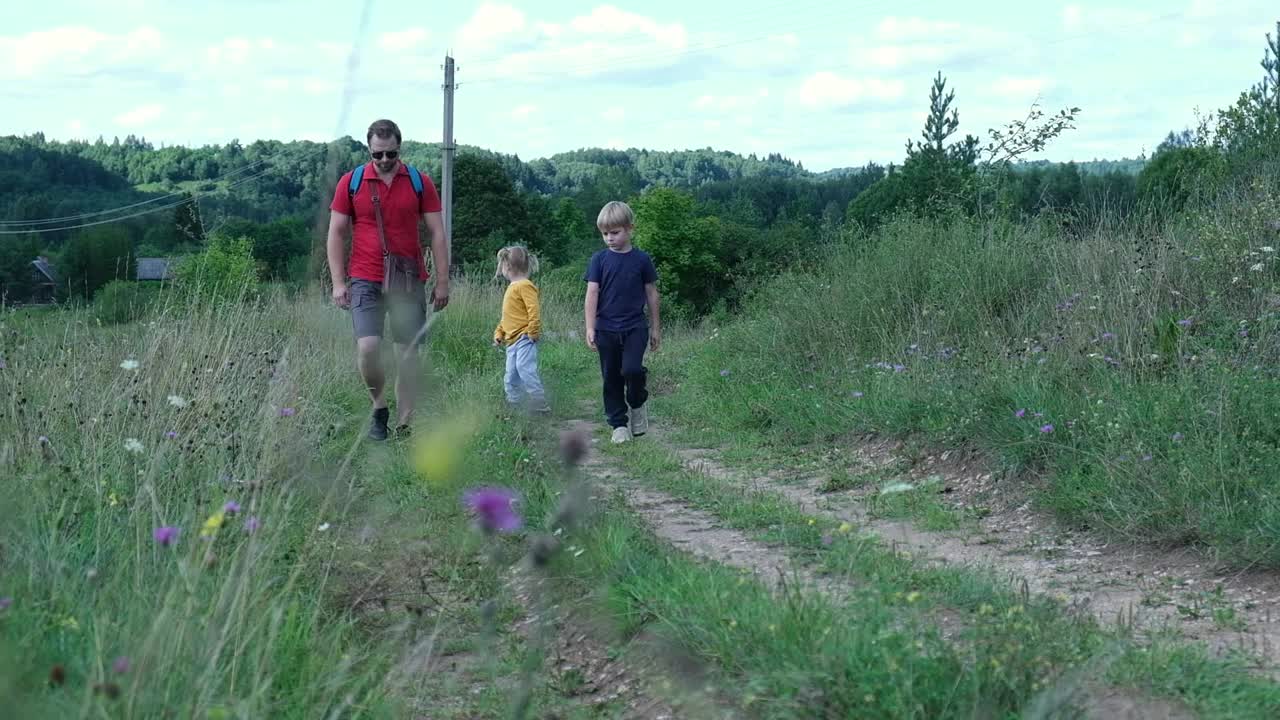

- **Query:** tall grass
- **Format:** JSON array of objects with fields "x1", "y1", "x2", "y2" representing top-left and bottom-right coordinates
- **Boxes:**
[
  {"x1": 663, "y1": 171, "x2": 1280, "y2": 567},
  {"x1": 0, "y1": 287, "x2": 417, "y2": 717}
]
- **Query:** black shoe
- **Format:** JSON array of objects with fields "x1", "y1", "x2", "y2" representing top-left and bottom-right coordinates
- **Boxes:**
[
  {"x1": 369, "y1": 408, "x2": 390, "y2": 441},
  {"x1": 394, "y1": 423, "x2": 412, "y2": 439}
]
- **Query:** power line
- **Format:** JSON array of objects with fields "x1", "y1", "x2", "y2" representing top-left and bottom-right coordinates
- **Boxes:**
[
  {"x1": 0, "y1": 164, "x2": 281, "y2": 235},
  {"x1": 0, "y1": 159, "x2": 272, "y2": 227}
]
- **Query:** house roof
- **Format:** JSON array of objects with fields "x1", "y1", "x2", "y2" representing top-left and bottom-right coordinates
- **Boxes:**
[
  {"x1": 136, "y1": 257, "x2": 174, "y2": 281},
  {"x1": 31, "y1": 257, "x2": 56, "y2": 283}
]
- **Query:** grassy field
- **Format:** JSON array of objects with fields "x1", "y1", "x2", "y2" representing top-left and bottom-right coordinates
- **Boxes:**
[
  {"x1": 4, "y1": 171, "x2": 1280, "y2": 717},
  {"x1": 658, "y1": 176, "x2": 1280, "y2": 569}
]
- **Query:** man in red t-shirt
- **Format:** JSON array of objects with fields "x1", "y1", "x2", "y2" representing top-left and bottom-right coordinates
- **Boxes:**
[{"x1": 326, "y1": 118, "x2": 449, "y2": 441}]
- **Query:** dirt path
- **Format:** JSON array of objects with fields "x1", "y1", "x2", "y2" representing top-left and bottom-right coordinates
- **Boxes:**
[{"x1": 660, "y1": 426, "x2": 1280, "y2": 674}]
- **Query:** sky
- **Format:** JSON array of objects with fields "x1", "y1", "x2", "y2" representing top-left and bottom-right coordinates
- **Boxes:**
[{"x1": 3, "y1": 0, "x2": 1277, "y2": 172}]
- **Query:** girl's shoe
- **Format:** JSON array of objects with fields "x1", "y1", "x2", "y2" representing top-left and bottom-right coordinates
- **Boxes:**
[{"x1": 611, "y1": 426, "x2": 633, "y2": 444}]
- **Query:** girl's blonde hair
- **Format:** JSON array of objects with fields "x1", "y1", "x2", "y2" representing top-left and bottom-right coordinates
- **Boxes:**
[{"x1": 495, "y1": 245, "x2": 539, "y2": 279}]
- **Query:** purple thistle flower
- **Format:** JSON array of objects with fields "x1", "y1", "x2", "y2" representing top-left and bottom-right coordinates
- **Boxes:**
[
  {"x1": 1177, "y1": 318, "x2": 1193, "y2": 328},
  {"x1": 851, "y1": 391, "x2": 864, "y2": 398},
  {"x1": 719, "y1": 369, "x2": 731, "y2": 377},
  {"x1": 112, "y1": 656, "x2": 131, "y2": 674},
  {"x1": 1101, "y1": 332, "x2": 1116, "y2": 341},
  {"x1": 463, "y1": 486, "x2": 523, "y2": 534},
  {"x1": 152, "y1": 526, "x2": 180, "y2": 547},
  {"x1": 1014, "y1": 409, "x2": 1027, "y2": 419},
  {"x1": 0, "y1": 596, "x2": 11, "y2": 611},
  {"x1": 165, "y1": 431, "x2": 178, "y2": 440},
  {"x1": 279, "y1": 407, "x2": 296, "y2": 417},
  {"x1": 892, "y1": 364, "x2": 906, "y2": 373},
  {"x1": 821, "y1": 533, "x2": 834, "y2": 547},
  {"x1": 223, "y1": 500, "x2": 241, "y2": 514},
  {"x1": 244, "y1": 516, "x2": 261, "y2": 534},
  {"x1": 0, "y1": 357, "x2": 6, "y2": 369},
  {"x1": 1039, "y1": 424, "x2": 1055, "y2": 434},
  {"x1": 1239, "y1": 329, "x2": 1250, "y2": 338},
  {"x1": 1171, "y1": 432, "x2": 1184, "y2": 443}
]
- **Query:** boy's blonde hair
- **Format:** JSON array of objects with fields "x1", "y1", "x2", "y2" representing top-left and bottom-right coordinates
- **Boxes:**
[
  {"x1": 495, "y1": 245, "x2": 539, "y2": 279},
  {"x1": 596, "y1": 200, "x2": 634, "y2": 230}
]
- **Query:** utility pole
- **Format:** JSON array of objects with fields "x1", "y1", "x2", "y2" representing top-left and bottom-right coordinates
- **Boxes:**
[{"x1": 441, "y1": 54, "x2": 456, "y2": 277}]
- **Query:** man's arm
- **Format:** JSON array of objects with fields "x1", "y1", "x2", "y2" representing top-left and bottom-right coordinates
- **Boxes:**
[
  {"x1": 326, "y1": 210, "x2": 351, "y2": 307},
  {"x1": 423, "y1": 211, "x2": 449, "y2": 311},
  {"x1": 584, "y1": 281, "x2": 600, "y2": 350},
  {"x1": 645, "y1": 282, "x2": 661, "y2": 352}
]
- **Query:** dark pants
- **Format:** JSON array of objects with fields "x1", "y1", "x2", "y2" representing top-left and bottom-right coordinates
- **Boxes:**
[{"x1": 597, "y1": 327, "x2": 648, "y2": 429}]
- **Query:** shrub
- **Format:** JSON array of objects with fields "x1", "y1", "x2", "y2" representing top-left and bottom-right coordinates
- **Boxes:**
[
  {"x1": 173, "y1": 235, "x2": 260, "y2": 303},
  {"x1": 93, "y1": 280, "x2": 164, "y2": 325}
]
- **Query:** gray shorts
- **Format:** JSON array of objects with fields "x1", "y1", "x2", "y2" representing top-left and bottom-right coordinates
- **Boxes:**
[{"x1": 350, "y1": 278, "x2": 427, "y2": 346}]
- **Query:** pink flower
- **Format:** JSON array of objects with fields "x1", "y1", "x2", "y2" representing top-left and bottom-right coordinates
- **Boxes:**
[
  {"x1": 223, "y1": 500, "x2": 241, "y2": 514},
  {"x1": 279, "y1": 407, "x2": 296, "y2": 417},
  {"x1": 1014, "y1": 409, "x2": 1027, "y2": 419},
  {"x1": 1039, "y1": 424, "x2": 1055, "y2": 434},
  {"x1": 152, "y1": 526, "x2": 180, "y2": 546},
  {"x1": 463, "y1": 486, "x2": 522, "y2": 534},
  {"x1": 244, "y1": 516, "x2": 261, "y2": 534},
  {"x1": 112, "y1": 656, "x2": 131, "y2": 674}
]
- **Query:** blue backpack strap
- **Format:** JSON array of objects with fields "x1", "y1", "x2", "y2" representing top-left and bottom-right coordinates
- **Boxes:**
[
  {"x1": 406, "y1": 165, "x2": 424, "y2": 198},
  {"x1": 347, "y1": 163, "x2": 366, "y2": 200}
]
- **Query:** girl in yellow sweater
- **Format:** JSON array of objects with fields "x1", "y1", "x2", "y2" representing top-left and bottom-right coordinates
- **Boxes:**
[{"x1": 493, "y1": 246, "x2": 550, "y2": 414}]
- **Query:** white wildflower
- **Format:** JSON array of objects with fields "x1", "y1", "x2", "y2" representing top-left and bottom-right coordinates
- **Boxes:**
[
  {"x1": 168, "y1": 395, "x2": 187, "y2": 408},
  {"x1": 880, "y1": 482, "x2": 915, "y2": 496},
  {"x1": 1251, "y1": 263, "x2": 1265, "y2": 272},
  {"x1": 120, "y1": 359, "x2": 140, "y2": 371},
  {"x1": 124, "y1": 438, "x2": 144, "y2": 454},
  {"x1": 318, "y1": 522, "x2": 331, "y2": 532},
  {"x1": 1262, "y1": 246, "x2": 1275, "y2": 253}
]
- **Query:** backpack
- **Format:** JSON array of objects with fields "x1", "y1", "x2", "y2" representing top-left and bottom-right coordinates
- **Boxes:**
[{"x1": 347, "y1": 163, "x2": 424, "y2": 203}]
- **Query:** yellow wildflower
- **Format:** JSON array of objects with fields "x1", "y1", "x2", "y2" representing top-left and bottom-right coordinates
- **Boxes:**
[
  {"x1": 838, "y1": 522, "x2": 852, "y2": 533},
  {"x1": 200, "y1": 510, "x2": 226, "y2": 539},
  {"x1": 411, "y1": 411, "x2": 480, "y2": 484}
]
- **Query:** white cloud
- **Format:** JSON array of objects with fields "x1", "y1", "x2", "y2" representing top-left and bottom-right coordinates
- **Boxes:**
[
  {"x1": 569, "y1": 5, "x2": 687, "y2": 48},
  {"x1": 0, "y1": 25, "x2": 166, "y2": 79},
  {"x1": 601, "y1": 107, "x2": 625, "y2": 122},
  {"x1": 797, "y1": 72, "x2": 905, "y2": 109},
  {"x1": 1062, "y1": 5, "x2": 1154, "y2": 33},
  {"x1": 989, "y1": 76, "x2": 1049, "y2": 98},
  {"x1": 66, "y1": 119, "x2": 83, "y2": 135},
  {"x1": 691, "y1": 88, "x2": 770, "y2": 113},
  {"x1": 512, "y1": 104, "x2": 538, "y2": 120},
  {"x1": 115, "y1": 103, "x2": 164, "y2": 127},
  {"x1": 379, "y1": 28, "x2": 429, "y2": 52},
  {"x1": 456, "y1": 3, "x2": 527, "y2": 51}
]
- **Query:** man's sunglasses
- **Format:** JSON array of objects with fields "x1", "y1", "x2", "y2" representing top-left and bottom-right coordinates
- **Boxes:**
[{"x1": 371, "y1": 150, "x2": 399, "y2": 160}]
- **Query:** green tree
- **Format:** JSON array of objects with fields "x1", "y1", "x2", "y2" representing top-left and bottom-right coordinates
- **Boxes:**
[
  {"x1": 173, "y1": 194, "x2": 205, "y2": 244},
  {"x1": 1137, "y1": 146, "x2": 1225, "y2": 210},
  {"x1": 1215, "y1": 21, "x2": 1280, "y2": 164},
  {"x1": 58, "y1": 226, "x2": 137, "y2": 300},
  {"x1": 0, "y1": 234, "x2": 43, "y2": 304},
  {"x1": 452, "y1": 154, "x2": 534, "y2": 269},
  {"x1": 633, "y1": 187, "x2": 723, "y2": 313}
]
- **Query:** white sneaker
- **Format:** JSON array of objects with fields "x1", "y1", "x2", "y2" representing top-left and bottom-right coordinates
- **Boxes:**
[
  {"x1": 611, "y1": 426, "x2": 633, "y2": 444},
  {"x1": 629, "y1": 405, "x2": 648, "y2": 436}
]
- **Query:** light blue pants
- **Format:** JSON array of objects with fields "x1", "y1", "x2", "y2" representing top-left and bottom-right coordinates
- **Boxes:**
[{"x1": 504, "y1": 336, "x2": 547, "y2": 409}]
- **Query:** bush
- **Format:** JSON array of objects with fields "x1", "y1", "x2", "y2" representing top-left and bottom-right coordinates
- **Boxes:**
[
  {"x1": 93, "y1": 280, "x2": 164, "y2": 325},
  {"x1": 173, "y1": 235, "x2": 260, "y2": 303}
]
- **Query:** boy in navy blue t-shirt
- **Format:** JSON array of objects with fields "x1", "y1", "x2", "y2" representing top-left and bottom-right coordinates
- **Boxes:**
[{"x1": 585, "y1": 201, "x2": 661, "y2": 444}]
